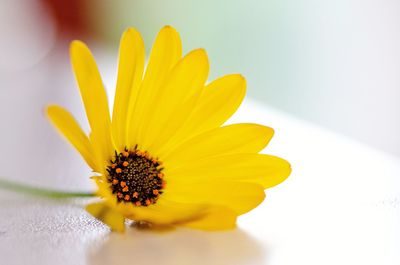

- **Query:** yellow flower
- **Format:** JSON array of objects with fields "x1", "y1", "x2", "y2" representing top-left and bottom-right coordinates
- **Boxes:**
[{"x1": 46, "y1": 26, "x2": 291, "y2": 232}]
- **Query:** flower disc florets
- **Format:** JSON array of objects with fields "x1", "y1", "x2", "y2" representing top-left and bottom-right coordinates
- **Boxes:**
[{"x1": 106, "y1": 146, "x2": 165, "y2": 206}]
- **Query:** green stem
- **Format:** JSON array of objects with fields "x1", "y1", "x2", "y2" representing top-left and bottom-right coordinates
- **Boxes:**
[{"x1": 0, "y1": 178, "x2": 95, "y2": 199}]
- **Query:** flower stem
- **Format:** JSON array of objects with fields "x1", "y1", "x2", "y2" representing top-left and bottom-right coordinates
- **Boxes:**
[{"x1": 0, "y1": 178, "x2": 95, "y2": 199}]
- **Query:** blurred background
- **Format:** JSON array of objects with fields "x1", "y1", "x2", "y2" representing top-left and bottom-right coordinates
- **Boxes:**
[{"x1": 0, "y1": 0, "x2": 399, "y2": 172}]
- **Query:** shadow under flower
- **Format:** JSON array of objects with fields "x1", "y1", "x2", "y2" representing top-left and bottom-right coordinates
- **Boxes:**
[{"x1": 88, "y1": 226, "x2": 266, "y2": 265}]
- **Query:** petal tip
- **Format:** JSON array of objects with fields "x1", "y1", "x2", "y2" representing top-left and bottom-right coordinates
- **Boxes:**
[
  {"x1": 162, "y1": 25, "x2": 176, "y2": 31},
  {"x1": 260, "y1": 124, "x2": 274, "y2": 138},
  {"x1": 69, "y1": 40, "x2": 92, "y2": 64},
  {"x1": 236, "y1": 74, "x2": 247, "y2": 87},
  {"x1": 191, "y1": 48, "x2": 207, "y2": 56},
  {"x1": 187, "y1": 48, "x2": 209, "y2": 65},
  {"x1": 125, "y1": 27, "x2": 136, "y2": 33},
  {"x1": 224, "y1": 74, "x2": 246, "y2": 92},
  {"x1": 237, "y1": 74, "x2": 246, "y2": 81},
  {"x1": 159, "y1": 25, "x2": 179, "y2": 38},
  {"x1": 123, "y1": 27, "x2": 141, "y2": 38},
  {"x1": 45, "y1": 104, "x2": 63, "y2": 119},
  {"x1": 70, "y1": 40, "x2": 86, "y2": 52}
]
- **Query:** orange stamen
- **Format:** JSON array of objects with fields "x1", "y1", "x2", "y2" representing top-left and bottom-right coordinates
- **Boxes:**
[
  {"x1": 145, "y1": 199, "x2": 151, "y2": 205},
  {"x1": 124, "y1": 195, "x2": 130, "y2": 201},
  {"x1": 112, "y1": 179, "x2": 118, "y2": 185},
  {"x1": 153, "y1": 189, "x2": 159, "y2": 195},
  {"x1": 116, "y1": 168, "x2": 122, "y2": 173},
  {"x1": 120, "y1": 181, "x2": 126, "y2": 188},
  {"x1": 133, "y1": 192, "x2": 139, "y2": 198},
  {"x1": 122, "y1": 161, "x2": 129, "y2": 167},
  {"x1": 135, "y1": 201, "x2": 141, "y2": 206}
]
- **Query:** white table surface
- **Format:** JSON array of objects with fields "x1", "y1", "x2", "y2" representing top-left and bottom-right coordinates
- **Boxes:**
[{"x1": 0, "y1": 62, "x2": 399, "y2": 264}]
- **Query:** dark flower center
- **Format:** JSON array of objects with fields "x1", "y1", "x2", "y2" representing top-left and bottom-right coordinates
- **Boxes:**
[{"x1": 106, "y1": 147, "x2": 165, "y2": 206}]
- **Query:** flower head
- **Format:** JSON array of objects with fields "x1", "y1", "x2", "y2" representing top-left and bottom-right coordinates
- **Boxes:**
[{"x1": 47, "y1": 26, "x2": 291, "y2": 232}]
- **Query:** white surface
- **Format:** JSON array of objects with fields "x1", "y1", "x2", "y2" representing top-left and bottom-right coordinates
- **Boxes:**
[{"x1": 0, "y1": 97, "x2": 399, "y2": 265}]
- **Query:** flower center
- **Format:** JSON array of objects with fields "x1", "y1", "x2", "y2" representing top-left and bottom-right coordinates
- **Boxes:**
[{"x1": 106, "y1": 147, "x2": 165, "y2": 206}]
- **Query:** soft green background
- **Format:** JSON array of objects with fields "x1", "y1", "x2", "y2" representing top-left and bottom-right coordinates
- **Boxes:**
[{"x1": 86, "y1": 0, "x2": 400, "y2": 157}]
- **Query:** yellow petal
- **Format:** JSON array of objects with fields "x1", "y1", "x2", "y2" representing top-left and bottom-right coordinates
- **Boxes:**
[
  {"x1": 164, "y1": 180, "x2": 265, "y2": 215},
  {"x1": 70, "y1": 40, "x2": 113, "y2": 165},
  {"x1": 121, "y1": 199, "x2": 237, "y2": 231},
  {"x1": 86, "y1": 202, "x2": 125, "y2": 232},
  {"x1": 189, "y1": 74, "x2": 246, "y2": 132},
  {"x1": 112, "y1": 28, "x2": 145, "y2": 150},
  {"x1": 158, "y1": 74, "x2": 246, "y2": 153},
  {"x1": 140, "y1": 49, "x2": 209, "y2": 154},
  {"x1": 93, "y1": 182, "x2": 239, "y2": 230},
  {"x1": 127, "y1": 26, "x2": 182, "y2": 148},
  {"x1": 46, "y1": 105, "x2": 98, "y2": 171},
  {"x1": 162, "y1": 123, "x2": 274, "y2": 163},
  {"x1": 180, "y1": 205, "x2": 237, "y2": 231},
  {"x1": 92, "y1": 179, "x2": 223, "y2": 228},
  {"x1": 92, "y1": 175, "x2": 112, "y2": 198},
  {"x1": 121, "y1": 199, "x2": 208, "y2": 225},
  {"x1": 166, "y1": 153, "x2": 291, "y2": 189}
]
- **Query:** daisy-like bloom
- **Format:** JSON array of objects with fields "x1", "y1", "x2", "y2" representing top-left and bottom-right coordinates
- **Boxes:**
[{"x1": 46, "y1": 26, "x2": 291, "y2": 232}]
